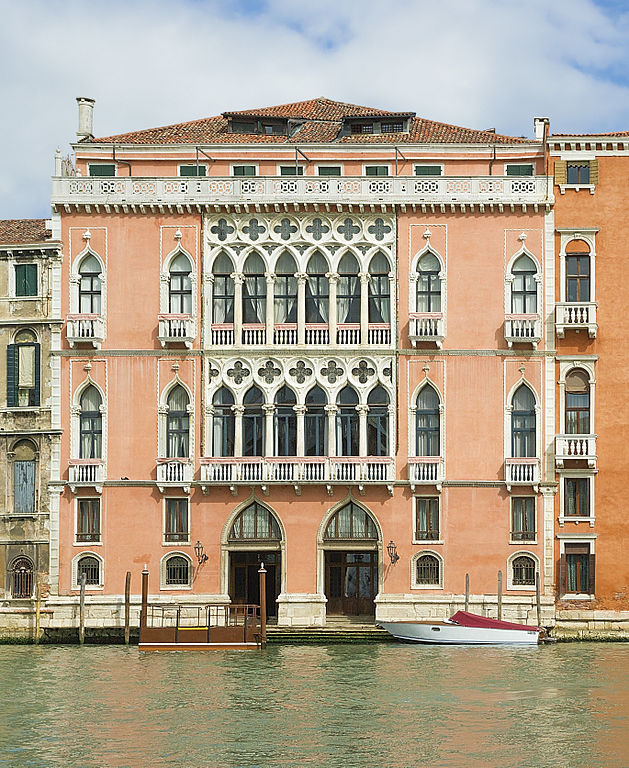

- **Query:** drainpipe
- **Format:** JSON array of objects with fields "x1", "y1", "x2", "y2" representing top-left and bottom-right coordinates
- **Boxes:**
[
  {"x1": 488, "y1": 143, "x2": 496, "y2": 176},
  {"x1": 112, "y1": 145, "x2": 132, "y2": 176}
]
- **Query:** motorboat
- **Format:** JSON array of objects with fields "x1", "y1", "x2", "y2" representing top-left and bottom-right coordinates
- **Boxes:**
[{"x1": 378, "y1": 611, "x2": 543, "y2": 645}]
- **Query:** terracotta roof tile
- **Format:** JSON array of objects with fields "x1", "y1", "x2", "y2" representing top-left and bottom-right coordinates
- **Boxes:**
[
  {"x1": 552, "y1": 131, "x2": 629, "y2": 137},
  {"x1": 89, "y1": 97, "x2": 532, "y2": 146},
  {"x1": 0, "y1": 219, "x2": 52, "y2": 246}
]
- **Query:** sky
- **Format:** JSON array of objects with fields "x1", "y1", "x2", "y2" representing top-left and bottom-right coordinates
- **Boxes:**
[{"x1": 2, "y1": 0, "x2": 629, "y2": 219}]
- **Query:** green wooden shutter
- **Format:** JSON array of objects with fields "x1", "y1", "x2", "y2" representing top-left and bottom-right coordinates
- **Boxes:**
[
  {"x1": 554, "y1": 160, "x2": 567, "y2": 185},
  {"x1": 25, "y1": 264, "x2": 37, "y2": 296},
  {"x1": 589, "y1": 159, "x2": 599, "y2": 185},
  {"x1": 33, "y1": 343, "x2": 41, "y2": 406},
  {"x1": 6, "y1": 344, "x2": 18, "y2": 407}
]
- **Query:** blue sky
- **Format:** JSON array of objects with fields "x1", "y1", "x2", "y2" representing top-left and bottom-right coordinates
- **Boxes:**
[{"x1": 2, "y1": 0, "x2": 629, "y2": 219}]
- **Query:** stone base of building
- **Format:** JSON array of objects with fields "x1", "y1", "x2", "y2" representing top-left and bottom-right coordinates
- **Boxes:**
[
  {"x1": 553, "y1": 610, "x2": 629, "y2": 641},
  {"x1": 276, "y1": 593, "x2": 327, "y2": 626}
]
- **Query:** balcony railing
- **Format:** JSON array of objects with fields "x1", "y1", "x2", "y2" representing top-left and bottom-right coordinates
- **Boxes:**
[
  {"x1": 409, "y1": 313, "x2": 445, "y2": 348},
  {"x1": 555, "y1": 303, "x2": 597, "y2": 339},
  {"x1": 206, "y1": 322, "x2": 389, "y2": 347},
  {"x1": 504, "y1": 314, "x2": 542, "y2": 348},
  {"x1": 210, "y1": 324, "x2": 235, "y2": 345},
  {"x1": 156, "y1": 458, "x2": 193, "y2": 491},
  {"x1": 408, "y1": 457, "x2": 444, "y2": 488},
  {"x1": 158, "y1": 314, "x2": 195, "y2": 347},
  {"x1": 68, "y1": 459, "x2": 105, "y2": 491},
  {"x1": 274, "y1": 324, "x2": 297, "y2": 345},
  {"x1": 305, "y1": 324, "x2": 329, "y2": 345},
  {"x1": 199, "y1": 456, "x2": 394, "y2": 486},
  {"x1": 555, "y1": 434, "x2": 597, "y2": 468},
  {"x1": 337, "y1": 324, "x2": 360, "y2": 345},
  {"x1": 67, "y1": 314, "x2": 105, "y2": 348},
  {"x1": 367, "y1": 324, "x2": 391, "y2": 345},
  {"x1": 53, "y1": 175, "x2": 550, "y2": 207},
  {"x1": 505, "y1": 458, "x2": 539, "y2": 489},
  {"x1": 242, "y1": 324, "x2": 266, "y2": 345}
]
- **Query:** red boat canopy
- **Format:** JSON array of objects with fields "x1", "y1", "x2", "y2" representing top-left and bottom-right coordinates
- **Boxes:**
[{"x1": 450, "y1": 611, "x2": 540, "y2": 632}]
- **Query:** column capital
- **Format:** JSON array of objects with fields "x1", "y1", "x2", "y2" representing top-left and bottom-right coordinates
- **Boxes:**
[
  {"x1": 231, "y1": 272, "x2": 244, "y2": 285},
  {"x1": 326, "y1": 272, "x2": 339, "y2": 283},
  {"x1": 293, "y1": 404, "x2": 307, "y2": 414},
  {"x1": 265, "y1": 272, "x2": 276, "y2": 284},
  {"x1": 324, "y1": 404, "x2": 338, "y2": 415},
  {"x1": 262, "y1": 403, "x2": 276, "y2": 414},
  {"x1": 231, "y1": 404, "x2": 245, "y2": 415}
]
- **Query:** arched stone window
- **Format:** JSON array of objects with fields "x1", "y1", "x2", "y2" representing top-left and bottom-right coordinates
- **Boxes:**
[
  {"x1": 242, "y1": 253, "x2": 266, "y2": 324},
  {"x1": 7, "y1": 328, "x2": 40, "y2": 408},
  {"x1": 565, "y1": 243, "x2": 591, "y2": 302},
  {"x1": 212, "y1": 252, "x2": 235, "y2": 323},
  {"x1": 79, "y1": 385, "x2": 102, "y2": 459},
  {"x1": 336, "y1": 387, "x2": 359, "y2": 456},
  {"x1": 413, "y1": 553, "x2": 441, "y2": 587},
  {"x1": 12, "y1": 439, "x2": 37, "y2": 514},
  {"x1": 79, "y1": 254, "x2": 102, "y2": 314},
  {"x1": 324, "y1": 502, "x2": 377, "y2": 540},
  {"x1": 11, "y1": 556, "x2": 33, "y2": 598},
  {"x1": 274, "y1": 251, "x2": 297, "y2": 324},
  {"x1": 212, "y1": 387, "x2": 235, "y2": 457},
  {"x1": 511, "y1": 385, "x2": 536, "y2": 458},
  {"x1": 166, "y1": 385, "x2": 190, "y2": 458},
  {"x1": 168, "y1": 252, "x2": 192, "y2": 314},
  {"x1": 367, "y1": 386, "x2": 389, "y2": 456},
  {"x1": 416, "y1": 385, "x2": 440, "y2": 457},
  {"x1": 416, "y1": 252, "x2": 441, "y2": 312},
  {"x1": 368, "y1": 252, "x2": 390, "y2": 323},
  {"x1": 305, "y1": 251, "x2": 329, "y2": 323},
  {"x1": 511, "y1": 555, "x2": 536, "y2": 586},
  {"x1": 164, "y1": 554, "x2": 192, "y2": 587},
  {"x1": 229, "y1": 502, "x2": 281, "y2": 541},
  {"x1": 274, "y1": 386, "x2": 297, "y2": 456},
  {"x1": 305, "y1": 386, "x2": 327, "y2": 456},
  {"x1": 565, "y1": 369, "x2": 590, "y2": 434},
  {"x1": 337, "y1": 253, "x2": 360, "y2": 324},
  {"x1": 511, "y1": 254, "x2": 538, "y2": 314},
  {"x1": 243, "y1": 386, "x2": 264, "y2": 456},
  {"x1": 77, "y1": 554, "x2": 101, "y2": 587}
]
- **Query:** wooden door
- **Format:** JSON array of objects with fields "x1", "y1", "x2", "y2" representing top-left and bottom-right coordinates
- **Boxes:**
[
  {"x1": 230, "y1": 551, "x2": 279, "y2": 617},
  {"x1": 325, "y1": 551, "x2": 377, "y2": 616}
]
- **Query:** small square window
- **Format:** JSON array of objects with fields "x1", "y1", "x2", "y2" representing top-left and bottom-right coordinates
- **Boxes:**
[
  {"x1": 233, "y1": 165, "x2": 257, "y2": 177},
  {"x1": 179, "y1": 165, "x2": 206, "y2": 177},
  {"x1": 318, "y1": 166, "x2": 342, "y2": 177},
  {"x1": 381, "y1": 122, "x2": 404, "y2": 133},
  {"x1": 165, "y1": 498, "x2": 189, "y2": 542},
  {"x1": 415, "y1": 497, "x2": 439, "y2": 540},
  {"x1": 280, "y1": 166, "x2": 304, "y2": 176},
  {"x1": 365, "y1": 166, "x2": 389, "y2": 177},
  {"x1": 414, "y1": 165, "x2": 442, "y2": 176},
  {"x1": 15, "y1": 264, "x2": 38, "y2": 297},
  {"x1": 506, "y1": 164, "x2": 534, "y2": 177},
  {"x1": 77, "y1": 499, "x2": 101, "y2": 543},
  {"x1": 567, "y1": 163, "x2": 590, "y2": 184},
  {"x1": 511, "y1": 497, "x2": 536, "y2": 541},
  {"x1": 564, "y1": 478, "x2": 590, "y2": 517},
  {"x1": 88, "y1": 164, "x2": 116, "y2": 177}
]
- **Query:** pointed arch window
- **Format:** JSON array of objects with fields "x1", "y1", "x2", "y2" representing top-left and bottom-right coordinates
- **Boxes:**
[
  {"x1": 305, "y1": 386, "x2": 327, "y2": 456},
  {"x1": 212, "y1": 253, "x2": 235, "y2": 323},
  {"x1": 511, "y1": 385, "x2": 536, "y2": 458},
  {"x1": 12, "y1": 439, "x2": 36, "y2": 514},
  {"x1": 212, "y1": 387, "x2": 235, "y2": 457},
  {"x1": 166, "y1": 385, "x2": 190, "y2": 458},
  {"x1": 336, "y1": 387, "x2": 359, "y2": 456},
  {"x1": 229, "y1": 501, "x2": 281, "y2": 540},
  {"x1": 274, "y1": 386, "x2": 297, "y2": 456},
  {"x1": 79, "y1": 385, "x2": 102, "y2": 459},
  {"x1": 243, "y1": 253, "x2": 266, "y2": 324},
  {"x1": 305, "y1": 251, "x2": 329, "y2": 323},
  {"x1": 368, "y1": 252, "x2": 390, "y2": 323},
  {"x1": 416, "y1": 252, "x2": 441, "y2": 312},
  {"x1": 511, "y1": 254, "x2": 537, "y2": 314},
  {"x1": 7, "y1": 328, "x2": 40, "y2": 408},
  {"x1": 565, "y1": 369, "x2": 590, "y2": 434},
  {"x1": 367, "y1": 386, "x2": 389, "y2": 456},
  {"x1": 79, "y1": 254, "x2": 102, "y2": 314},
  {"x1": 168, "y1": 252, "x2": 192, "y2": 314},
  {"x1": 243, "y1": 386, "x2": 264, "y2": 456},
  {"x1": 324, "y1": 502, "x2": 377, "y2": 540},
  {"x1": 416, "y1": 385, "x2": 440, "y2": 457},
  {"x1": 274, "y1": 251, "x2": 297, "y2": 324},
  {"x1": 337, "y1": 253, "x2": 360, "y2": 324}
]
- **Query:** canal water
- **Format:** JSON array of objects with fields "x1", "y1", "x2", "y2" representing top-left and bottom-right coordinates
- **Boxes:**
[{"x1": 0, "y1": 643, "x2": 627, "y2": 768}]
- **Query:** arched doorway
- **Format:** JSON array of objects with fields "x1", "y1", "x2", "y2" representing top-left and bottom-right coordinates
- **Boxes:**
[
  {"x1": 226, "y1": 501, "x2": 283, "y2": 618},
  {"x1": 11, "y1": 557, "x2": 34, "y2": 599},
  {"x1": 321, "y1": 501, "x2": 380, "y2": 617}
]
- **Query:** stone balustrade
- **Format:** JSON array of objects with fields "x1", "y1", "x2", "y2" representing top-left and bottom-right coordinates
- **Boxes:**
[
  {"x1": 66, "y1": 314, "x2": 105, "y2": 348},
  {"x1": 505, "y1": 458, "x2": 539, "y2": 488},
  {"x1": 409, "y1": 313, "x2": 445, "y2": 348},
  {"x1": 504, "y1": 315, "x2": 542, "y2": 348},
  {"x1": 157, "y1": 314, "x2": 195, "y2": 348},
  {"x1": 408, "y1": 457, "x2": 444, "y2": 488},
  {"x1": 555, "y1": 302, "x2": 597, "y2": 338},
  {"x1": 555, "y1": 434, "x2": 597, "y2": 468}
]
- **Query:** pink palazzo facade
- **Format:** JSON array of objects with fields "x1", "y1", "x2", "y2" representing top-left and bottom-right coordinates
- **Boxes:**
[{"x1": 45, "y1": 98, "x2": 557, "y2": 627}]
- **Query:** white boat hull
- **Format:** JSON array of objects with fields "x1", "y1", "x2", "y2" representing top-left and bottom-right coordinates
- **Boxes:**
[{"x1": 379, "y1": 621, "x2": 540, "y2": 645}]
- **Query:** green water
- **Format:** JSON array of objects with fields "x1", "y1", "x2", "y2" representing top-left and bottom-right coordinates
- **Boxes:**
[{"x1": 0, "y1": 643, "x2": 627, "y2": 768}]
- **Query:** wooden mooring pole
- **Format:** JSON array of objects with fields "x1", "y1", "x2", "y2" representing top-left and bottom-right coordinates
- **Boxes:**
[
  {"x1": 124, "y1": 571, "x2": 131, "y2": 645},
  {"x1": 79, "y1": 572, "x2": 86, "y2": 645},
  {"x1": 497, "y1": 570, "x2": 503, "y2": 621},
  {"x1": 464, "y1": 573, "x2": 470, "y2": 612},
  {"x1": 535, "y1": 570, "x2": 542, "y2": 627},
  {"x1": 34, "y1": 573, "x2": 41, "y2": 645},
  {"x1": 140, "y1": 567, "x2": 149, "y2": 643},
  {"x1": 258, "y1": 562, "x2": 267, "y2": 648}
]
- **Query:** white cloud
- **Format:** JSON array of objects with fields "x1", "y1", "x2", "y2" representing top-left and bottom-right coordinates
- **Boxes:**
[{"x1": 1, "y1": 0, "x2": 629, "y2": 217}]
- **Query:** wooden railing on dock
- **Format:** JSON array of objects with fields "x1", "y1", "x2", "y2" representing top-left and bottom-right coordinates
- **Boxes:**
[{"x1": 140, "y1": 604, "x2": 261, "y2": 646}]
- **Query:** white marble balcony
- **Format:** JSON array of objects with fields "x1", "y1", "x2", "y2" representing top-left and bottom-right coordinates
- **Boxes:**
[
  {"x1": 158, "y1": 314, "x2": 195, "y2": 348},
  {"x1": 555, "y1": 434, "x2": 597, "y2": 468},
  {"x1": 210, "y1": 324, "x2": 235, "y2": 345},
  {"x1": 409, "y1": 313, "x2": 445, "y2": 348},
  {"x1": 505, "y1": 458, "x2": 539, "y2": 489},
  {"x1": 555, "y1": 303, "x2": 597, "y2": 338},
  {"x1": 66, "y1": 314, "x2": 105, "y2": 348},
  {"x1": 504, "y1": 315, "x2": 542, "y2": 348},
  {"x1": 207, "y1": 322, "x2": 390, "y2": 347},
  {"x1": 68, "y1": 459, "x2": 105, "y2": 492},
  {"x1": 156, "y1": 458, "x2": 193, "y2": 492},
  {"x1": 408, "y1": 457, "x2": 444, "y2": 488}
]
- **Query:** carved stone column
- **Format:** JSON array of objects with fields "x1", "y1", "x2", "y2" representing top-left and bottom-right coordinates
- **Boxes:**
[
  {"x1": 357, "y1": 403, "x2": 369, "y2": 457},
  {"x1": 359, "y1": 271, "x2": 370, "y2": 345},
  {"x1": 325, "y1": 404, "x2": 338, "y2": 457},
  {"x1": 265, "y1": 273, "x2": 275, "y2": 345},
  {"x1": 327, "y1": 272, "x2": 338, "y2": 345},
  {"x1": 232, "y1": 273, "x2": 244, "y2": 346},
  {"x1": 232, "y1": 404, "x2": 245, "y2": 456},
  {"x1": 296, "y1": 272, "x2": 307, "y2": 345},
  {"x1": 263, "y1": 403, "x2": 275, "y2": 457},
  {"x1": 294, "y1": 404, "x2": 307, "y2": 457}
]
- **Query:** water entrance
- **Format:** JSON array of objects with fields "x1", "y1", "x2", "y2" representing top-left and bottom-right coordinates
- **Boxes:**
[
  {"x1": 325, "y1": 550, "x2": 377, "y2": 615},
  {"x1": 229, "y1": 550, "x2": 280, "y2": 618}
]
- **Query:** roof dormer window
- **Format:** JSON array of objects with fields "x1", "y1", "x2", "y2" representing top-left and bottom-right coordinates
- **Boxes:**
[
  {"x1": 231, "y1": 121, "x2": 257, "y2": 134},
  {"x1": 351, "y1": 122, "x2": 374, "y2": 134},
  {"x1": 381, "y1": 122, "x2": 404, "y2": 133}
]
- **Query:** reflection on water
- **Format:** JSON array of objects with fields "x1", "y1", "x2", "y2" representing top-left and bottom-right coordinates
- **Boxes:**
[{"x1": 0, "y1": 643, "x2": 627, "y2": 768}]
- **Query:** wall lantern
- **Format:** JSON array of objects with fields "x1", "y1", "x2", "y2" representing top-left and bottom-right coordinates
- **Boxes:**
[
  {"x1": 387, "y1": 540, "x2": 400, "y2": 564},
  {"x1": 194, "y1": 540, "x2": 208, "y2": 565}
]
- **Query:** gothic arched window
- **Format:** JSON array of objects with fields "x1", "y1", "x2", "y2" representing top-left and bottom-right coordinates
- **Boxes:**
[
  {"x1": 274, "y1": 386, "x2": 297, "y2": 456},
  {"x1": 168, "y1": 253, "x2": 192, "y2": 314},
  {"x1": 212, "y1": 387, "x2": 235, "y2": 457},
  {"x1": 79, "y1": 385, "x2": 102, "y2": 459},
  {"x1": 243, "y1": 386, "x2": 264, "y2": 456},
  {"x1": 166, "y1": 385, "x2": 190, "y2": 458},
  {"x1": 511, "y1": 385, "x2": 536, "y2": 458},
  {"x1": 416, "y1": 385, "x2": 440, "y2": 457},
  {"x1": 79, "y1": 254, "x2": 102, "y2": 314}
]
